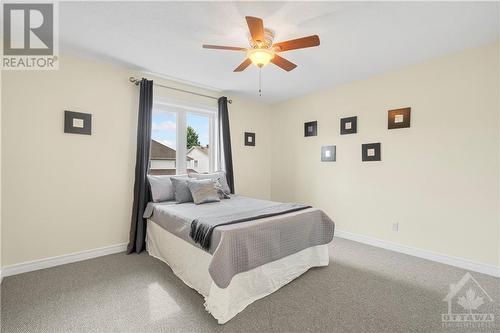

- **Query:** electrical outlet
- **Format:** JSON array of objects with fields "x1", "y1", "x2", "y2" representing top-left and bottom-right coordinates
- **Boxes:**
[{"x1": 392, "y1": 222, "x2": 399, "y2": 232}]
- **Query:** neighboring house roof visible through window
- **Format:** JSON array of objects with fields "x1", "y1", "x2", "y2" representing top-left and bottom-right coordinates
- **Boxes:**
[
  {"x1": 187, "y1": 146, "x2": 209, "y2": 156},
  {"x1": 150, "y1": 140, "x2": 193, "y2": 161}
]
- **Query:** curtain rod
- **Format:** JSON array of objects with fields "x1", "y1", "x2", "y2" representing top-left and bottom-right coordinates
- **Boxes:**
[{"x1": 129, "y1": 77, "x2": 232, "y2": 104}]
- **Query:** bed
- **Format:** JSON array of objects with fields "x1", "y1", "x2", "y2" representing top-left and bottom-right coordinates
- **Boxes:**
[{"x1": 144, "y1": 193, "x2": 335, "y2": 323}]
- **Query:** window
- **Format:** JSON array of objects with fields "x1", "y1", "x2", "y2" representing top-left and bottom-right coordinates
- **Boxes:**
[
  {"x1": 149, "y1": 100, "x2": 216, "y2": 175},
  {"x1": 187, "y1": 113, "x2": 210, "y2": 173},
  {"x1": 150, "y1": 110, "x2": 177, "y2": 175}
]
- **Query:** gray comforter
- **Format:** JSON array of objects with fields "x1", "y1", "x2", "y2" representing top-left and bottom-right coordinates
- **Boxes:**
[
  {"x1": 190, "y1": 202, "x2": 312, "y2": 250},
  {"x1": 144, "y1": 195, "x2": 335, "y2": 288}
]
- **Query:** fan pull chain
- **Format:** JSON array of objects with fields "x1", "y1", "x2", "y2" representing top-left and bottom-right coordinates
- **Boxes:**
[{"x1": 259, "y1": 66, "x2": 262, "y2": 97}]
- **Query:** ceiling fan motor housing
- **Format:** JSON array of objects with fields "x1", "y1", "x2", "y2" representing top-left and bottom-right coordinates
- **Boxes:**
[{"x1": 249, "y1": 28, "x2": 275, "y2": 49}]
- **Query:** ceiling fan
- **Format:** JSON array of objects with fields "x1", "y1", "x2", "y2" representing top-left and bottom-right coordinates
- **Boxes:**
[{"x1": 202, "y1": 16, "x2": 320, "y2": 73}]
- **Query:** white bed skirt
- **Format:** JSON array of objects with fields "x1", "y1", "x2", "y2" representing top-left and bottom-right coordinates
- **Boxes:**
[{"x1": 146, "y1": 220, "x2": 330, "y2": 324}]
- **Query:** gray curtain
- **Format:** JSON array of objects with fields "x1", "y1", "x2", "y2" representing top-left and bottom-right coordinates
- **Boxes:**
[
  {"x1": 127, "y1": 78, "x2": 153, "y2": 254},
  {"x1": 218, "y1": 97, "x2": 234, "y2": 193}
]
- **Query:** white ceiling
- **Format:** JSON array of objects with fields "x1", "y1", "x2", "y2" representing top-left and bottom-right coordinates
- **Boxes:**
[{"x1": 60, "y1": 1, "x2": 499, "y2": 104}]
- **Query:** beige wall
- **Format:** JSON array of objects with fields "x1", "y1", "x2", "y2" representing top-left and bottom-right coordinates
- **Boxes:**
[
  {"x1": 228, "y1": 96, "x2": 272, "y2": 199},
  {"x1": 270, "y1": 43, "x2": 500, "y2": 267},
  {"x1": 1, "y1": 54, "x2": 271, "y2": 266}
]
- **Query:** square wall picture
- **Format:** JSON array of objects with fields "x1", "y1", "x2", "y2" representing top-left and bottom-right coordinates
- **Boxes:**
[
  {"x1": 388, "y1": 107, "x2": 411, "y2": 129},
  {"x1": 304, "y1": 121, "x2": 317, "y2": 137},
  {"x1": 362, "y1": 143, "x2": 381, "y2": 161},
  {"x1": 64, "y1": 110, "x2": 92, "y2": 135},
  {"x1": 321, "y1": 145, "x2": 336, "y2": 162},
  {"x1": 244, "y1": 132, "x2": 255, "y2": 146},
  {"x1": 340, "y1": 116, "x2": 357, "y2": 135}
]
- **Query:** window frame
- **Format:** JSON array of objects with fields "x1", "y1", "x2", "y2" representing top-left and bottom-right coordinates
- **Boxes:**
[{"x1": 152, "y1": 96, "x2": 217, "y2": 175}]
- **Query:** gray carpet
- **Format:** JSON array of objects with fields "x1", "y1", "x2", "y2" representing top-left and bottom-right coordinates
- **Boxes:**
[{"x1": 1, "y1": 237, "x2": 499, "y2": 333}]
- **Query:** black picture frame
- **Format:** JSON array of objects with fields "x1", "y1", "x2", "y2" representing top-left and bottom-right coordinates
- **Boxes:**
[
  {"x1": 304, "y1": 121, "x2": 317, "y2": 137},
  {"x1": 362, "y1": 143, "x2": 381, "y2": 161},
  {"x1": 388, "y1": 107, "x2": 411, "y2": 129},
  {"x1": 244, "y1": 132, "x2": 255, "y2": 146},
  {"x1": 321, "y1": 145, "x2": 336, "y2": 162},
  {"x1": 340, "y1": 116, "x2": 357, "y2": 135},
  {"x1": 64, "y1": 110, "x2": 92, "y2": 135}
]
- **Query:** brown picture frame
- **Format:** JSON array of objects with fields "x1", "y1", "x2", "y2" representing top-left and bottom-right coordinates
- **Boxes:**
[{"x1": 388, "y1": 107, "x2": 411, "y2": 129}]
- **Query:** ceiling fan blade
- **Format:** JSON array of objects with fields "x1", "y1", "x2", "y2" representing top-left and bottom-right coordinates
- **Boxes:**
[
  {"x1": 203, "y1": 44, "x2": 247, "y2": 51},
  {"x1": 234, "y1": 58, "x2": 253, "y2": 72},
  {"x1": 273, "y1": 35, "x2": 320, "y2": 52},
  {"x1": 271, "y1": 54, "x2": 297, "y2": 72},
  {"x1": 245, "y1": 16, "x2": 265, "y2": 43}
]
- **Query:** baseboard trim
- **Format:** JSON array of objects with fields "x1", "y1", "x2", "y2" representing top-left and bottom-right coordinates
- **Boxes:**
[
  {"x1": 2, "y1": 243, "x2": 128, "y2": 278},
  {"x1": 335, "y1": 230, "x2": 500, "y2": 278}
]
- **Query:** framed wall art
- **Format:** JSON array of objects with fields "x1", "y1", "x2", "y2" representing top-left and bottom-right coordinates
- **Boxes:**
[
  {"x1": 304, "y1": 121, "x2": 317, "y2": 137},
  {"x1": 362, "y1": 143, "x2": 381, "y2": 161},
  {"x1": 340, "y1": 116, "x2": 357, "y2": 135},
  {"x1": 321, "y1": 145, "x2": 336, "y2": 162},
  {"x1": 64, "y1": 110, "x2": 92, "y2": 135},
  {"x1": 244, "y1": 132, "x2": 255, "y2": 146},
  {"x1": 388, "y1": 107, "x2": 411, "y2": 129}
]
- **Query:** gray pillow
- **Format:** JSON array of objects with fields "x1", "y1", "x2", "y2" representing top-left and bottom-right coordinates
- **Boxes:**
[
  {"x1": 214, "y1": 178, "x2": 230, "y2": 199},
  {"x1": 170, "y1": 177, "x2": 193, "y2": 203},
  {"x1": 147, "y1": 175, "x2": 175, "y2": 202},
  {"x1": 187, "y1": 179, "x2": 220, "y2": 205},
  {"x1": 189, "y1": 171, "x2": 231, "y2": 195}
]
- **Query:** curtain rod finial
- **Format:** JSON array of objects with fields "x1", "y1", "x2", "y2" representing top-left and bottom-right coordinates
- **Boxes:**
[{"x1": 129, "y1": 77, "x2": 140, "y2": 85}]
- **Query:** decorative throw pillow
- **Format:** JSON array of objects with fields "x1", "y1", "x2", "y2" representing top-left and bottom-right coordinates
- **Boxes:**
[
  {"x1": 187, "y1": 179, "x2": 221, "y2": 205},
  {"x1": 147, "y1": 175, "x2": 175, "y2": 202},
  {"x1": 189, "y1": 171, "x2": 231, "y2": 196},
  {"x1": 170, "y1": 177, "x2": 193, "y2": 203},
  {"x1": 213, "y1": 178, "x2": 230, "y2": 199}
]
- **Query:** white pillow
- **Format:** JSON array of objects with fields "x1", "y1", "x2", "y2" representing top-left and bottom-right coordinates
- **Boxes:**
[
  {"x1": 189, "y1": 171, "x2": 231, "y2": 195},
  {"x1": 147, "y1": 174, "x2": 187, "y2": 202}
]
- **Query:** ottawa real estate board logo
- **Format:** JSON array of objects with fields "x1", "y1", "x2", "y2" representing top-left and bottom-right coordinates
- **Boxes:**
[
  {"x1": 2, "y1": 2, "x2": 58, "y2": 69},
  {"x1": 442, "y1": 272, "x2": 496, "y2": 329}
]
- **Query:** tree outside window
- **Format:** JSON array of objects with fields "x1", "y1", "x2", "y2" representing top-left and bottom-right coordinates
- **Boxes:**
[{"x1": 187, "y1": 126, "x2": 200, "y2": 149}]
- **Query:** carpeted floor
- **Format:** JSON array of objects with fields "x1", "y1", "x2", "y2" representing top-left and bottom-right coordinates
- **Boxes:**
[{"x1": 1, "y1": 237, "x2": 498, "y2": 333}]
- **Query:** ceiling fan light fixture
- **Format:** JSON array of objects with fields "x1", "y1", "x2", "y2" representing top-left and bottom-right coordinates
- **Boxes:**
[{"x1": 247, "y1": 48, "x2": 275, "y2": 67}]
